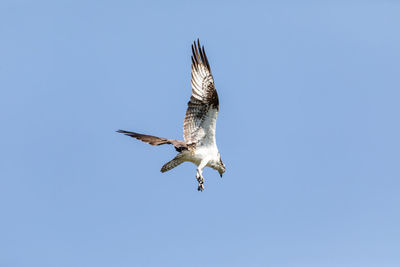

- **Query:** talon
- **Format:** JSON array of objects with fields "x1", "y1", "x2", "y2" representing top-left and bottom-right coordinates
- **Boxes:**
[
  {"x1": 196, "y1": 168, "x2": 205, "y2": 191},
  {"x1": 197, "y1": 183, "x2": 204, "y2": 192}
]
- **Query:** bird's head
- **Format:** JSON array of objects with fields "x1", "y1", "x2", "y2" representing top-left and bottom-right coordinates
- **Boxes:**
[{"x1": 217, "y1": 155, "x2": 226, "y2": 177}]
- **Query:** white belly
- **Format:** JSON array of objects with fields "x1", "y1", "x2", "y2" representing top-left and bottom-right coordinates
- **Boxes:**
[{"x1": 183, "y1": 145, "x2": 219, "y2": 167}]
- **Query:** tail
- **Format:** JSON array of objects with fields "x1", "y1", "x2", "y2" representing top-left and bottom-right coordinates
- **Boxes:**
[{"x1": 161, "y1": 154, "x2": 185, "y2": 173}]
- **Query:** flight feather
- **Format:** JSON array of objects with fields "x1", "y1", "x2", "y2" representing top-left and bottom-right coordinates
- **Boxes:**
[{"x1": 183, "y1": 39, "x2": 219, "y2": 146}]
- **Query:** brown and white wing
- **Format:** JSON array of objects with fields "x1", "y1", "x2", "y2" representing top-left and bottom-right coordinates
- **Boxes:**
[
  {"x1": 117, "y1": 130, "x2": 187, "y2": 152},
  {"x1": 183, "y1": 40, "x2": 219, "y2": 146}
]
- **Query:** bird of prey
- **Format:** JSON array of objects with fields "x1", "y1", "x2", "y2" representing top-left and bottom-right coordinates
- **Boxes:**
[{"x1": 117, "y1": 40, "x2": 225, "y2": 191}]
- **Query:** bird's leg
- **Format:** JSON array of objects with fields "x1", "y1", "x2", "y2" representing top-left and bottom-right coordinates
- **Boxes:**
[
  {"x1": 196, "y1": 160, "x2": 208, "y2": 192},
  {"x1": 196, "y1": 169, "x2": 204, "y2": 191}
]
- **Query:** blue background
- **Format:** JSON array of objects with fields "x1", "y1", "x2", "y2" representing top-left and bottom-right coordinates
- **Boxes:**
[{"x1": 1, "y1": 1, "x2": 399, "y2": 266}]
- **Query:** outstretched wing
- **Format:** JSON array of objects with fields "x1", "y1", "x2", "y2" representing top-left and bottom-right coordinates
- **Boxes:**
[
  {"x1": 117, "y1": 130, "x2": 187, "y2": 152},
  {"x1": 183, "y1": 39, "x2": 219, "y2": 146}
]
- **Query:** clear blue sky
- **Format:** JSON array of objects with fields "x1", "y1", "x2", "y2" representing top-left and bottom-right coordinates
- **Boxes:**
[{"x1": 1, "y1": 1, "x2": 399, "y2": 266}]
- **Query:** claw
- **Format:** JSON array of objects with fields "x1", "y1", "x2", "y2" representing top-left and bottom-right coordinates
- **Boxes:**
[
  {"x1": 197, "y1": 183, "x2": 204, "y2": 192},
  {"x1": 196, "y1": 169, "x2": 205, "y2": 191}
]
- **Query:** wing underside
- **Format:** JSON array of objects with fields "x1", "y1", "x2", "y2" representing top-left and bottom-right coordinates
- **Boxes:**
[{"x1": 183, "y1": 40, "x2": 219, "y2": 146}]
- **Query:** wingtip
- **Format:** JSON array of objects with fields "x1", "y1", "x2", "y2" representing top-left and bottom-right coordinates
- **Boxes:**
[{"x1": 116, "y1": 129, "x2": 129, "y2": 135}]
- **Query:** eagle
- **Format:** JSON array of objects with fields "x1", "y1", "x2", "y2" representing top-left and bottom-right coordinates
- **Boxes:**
[{"x1": 117, "y1": 40, "x2": 225, "y2": 191}]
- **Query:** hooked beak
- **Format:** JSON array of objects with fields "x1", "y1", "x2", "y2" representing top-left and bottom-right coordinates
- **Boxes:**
[{"x1": 220, "y1": 173, "x2": 223, "y2": 178}]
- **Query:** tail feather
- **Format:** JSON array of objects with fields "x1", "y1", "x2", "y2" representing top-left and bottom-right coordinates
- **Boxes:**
[{"x1": 161, "y1": 155, "x2": 184, "y2": 173}]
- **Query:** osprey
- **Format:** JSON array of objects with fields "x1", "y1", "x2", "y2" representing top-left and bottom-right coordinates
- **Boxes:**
[{"x1": 117, "y1": 40, "x2": 225, "y2": 191}]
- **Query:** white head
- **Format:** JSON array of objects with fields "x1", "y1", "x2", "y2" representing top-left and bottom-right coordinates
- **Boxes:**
[{"x1": 217, "y1": 154, "x2": 226, "y2": 177}]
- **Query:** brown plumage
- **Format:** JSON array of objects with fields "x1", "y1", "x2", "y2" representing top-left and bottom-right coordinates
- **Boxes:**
[
  {"x1": 117, "y1": 39, "x2": 225, "y2": 191},
  {"x1": 116, "y1": 130, "x2": 187, "y2": 152},
  {"x1": 183, "y1": 39, "x2": 219, "y2": 145}
]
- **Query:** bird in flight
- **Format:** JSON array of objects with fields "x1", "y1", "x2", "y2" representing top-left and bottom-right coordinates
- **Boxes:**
[{"x1": 117, "y1": 39, "x2": 225, "y2": 191}]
